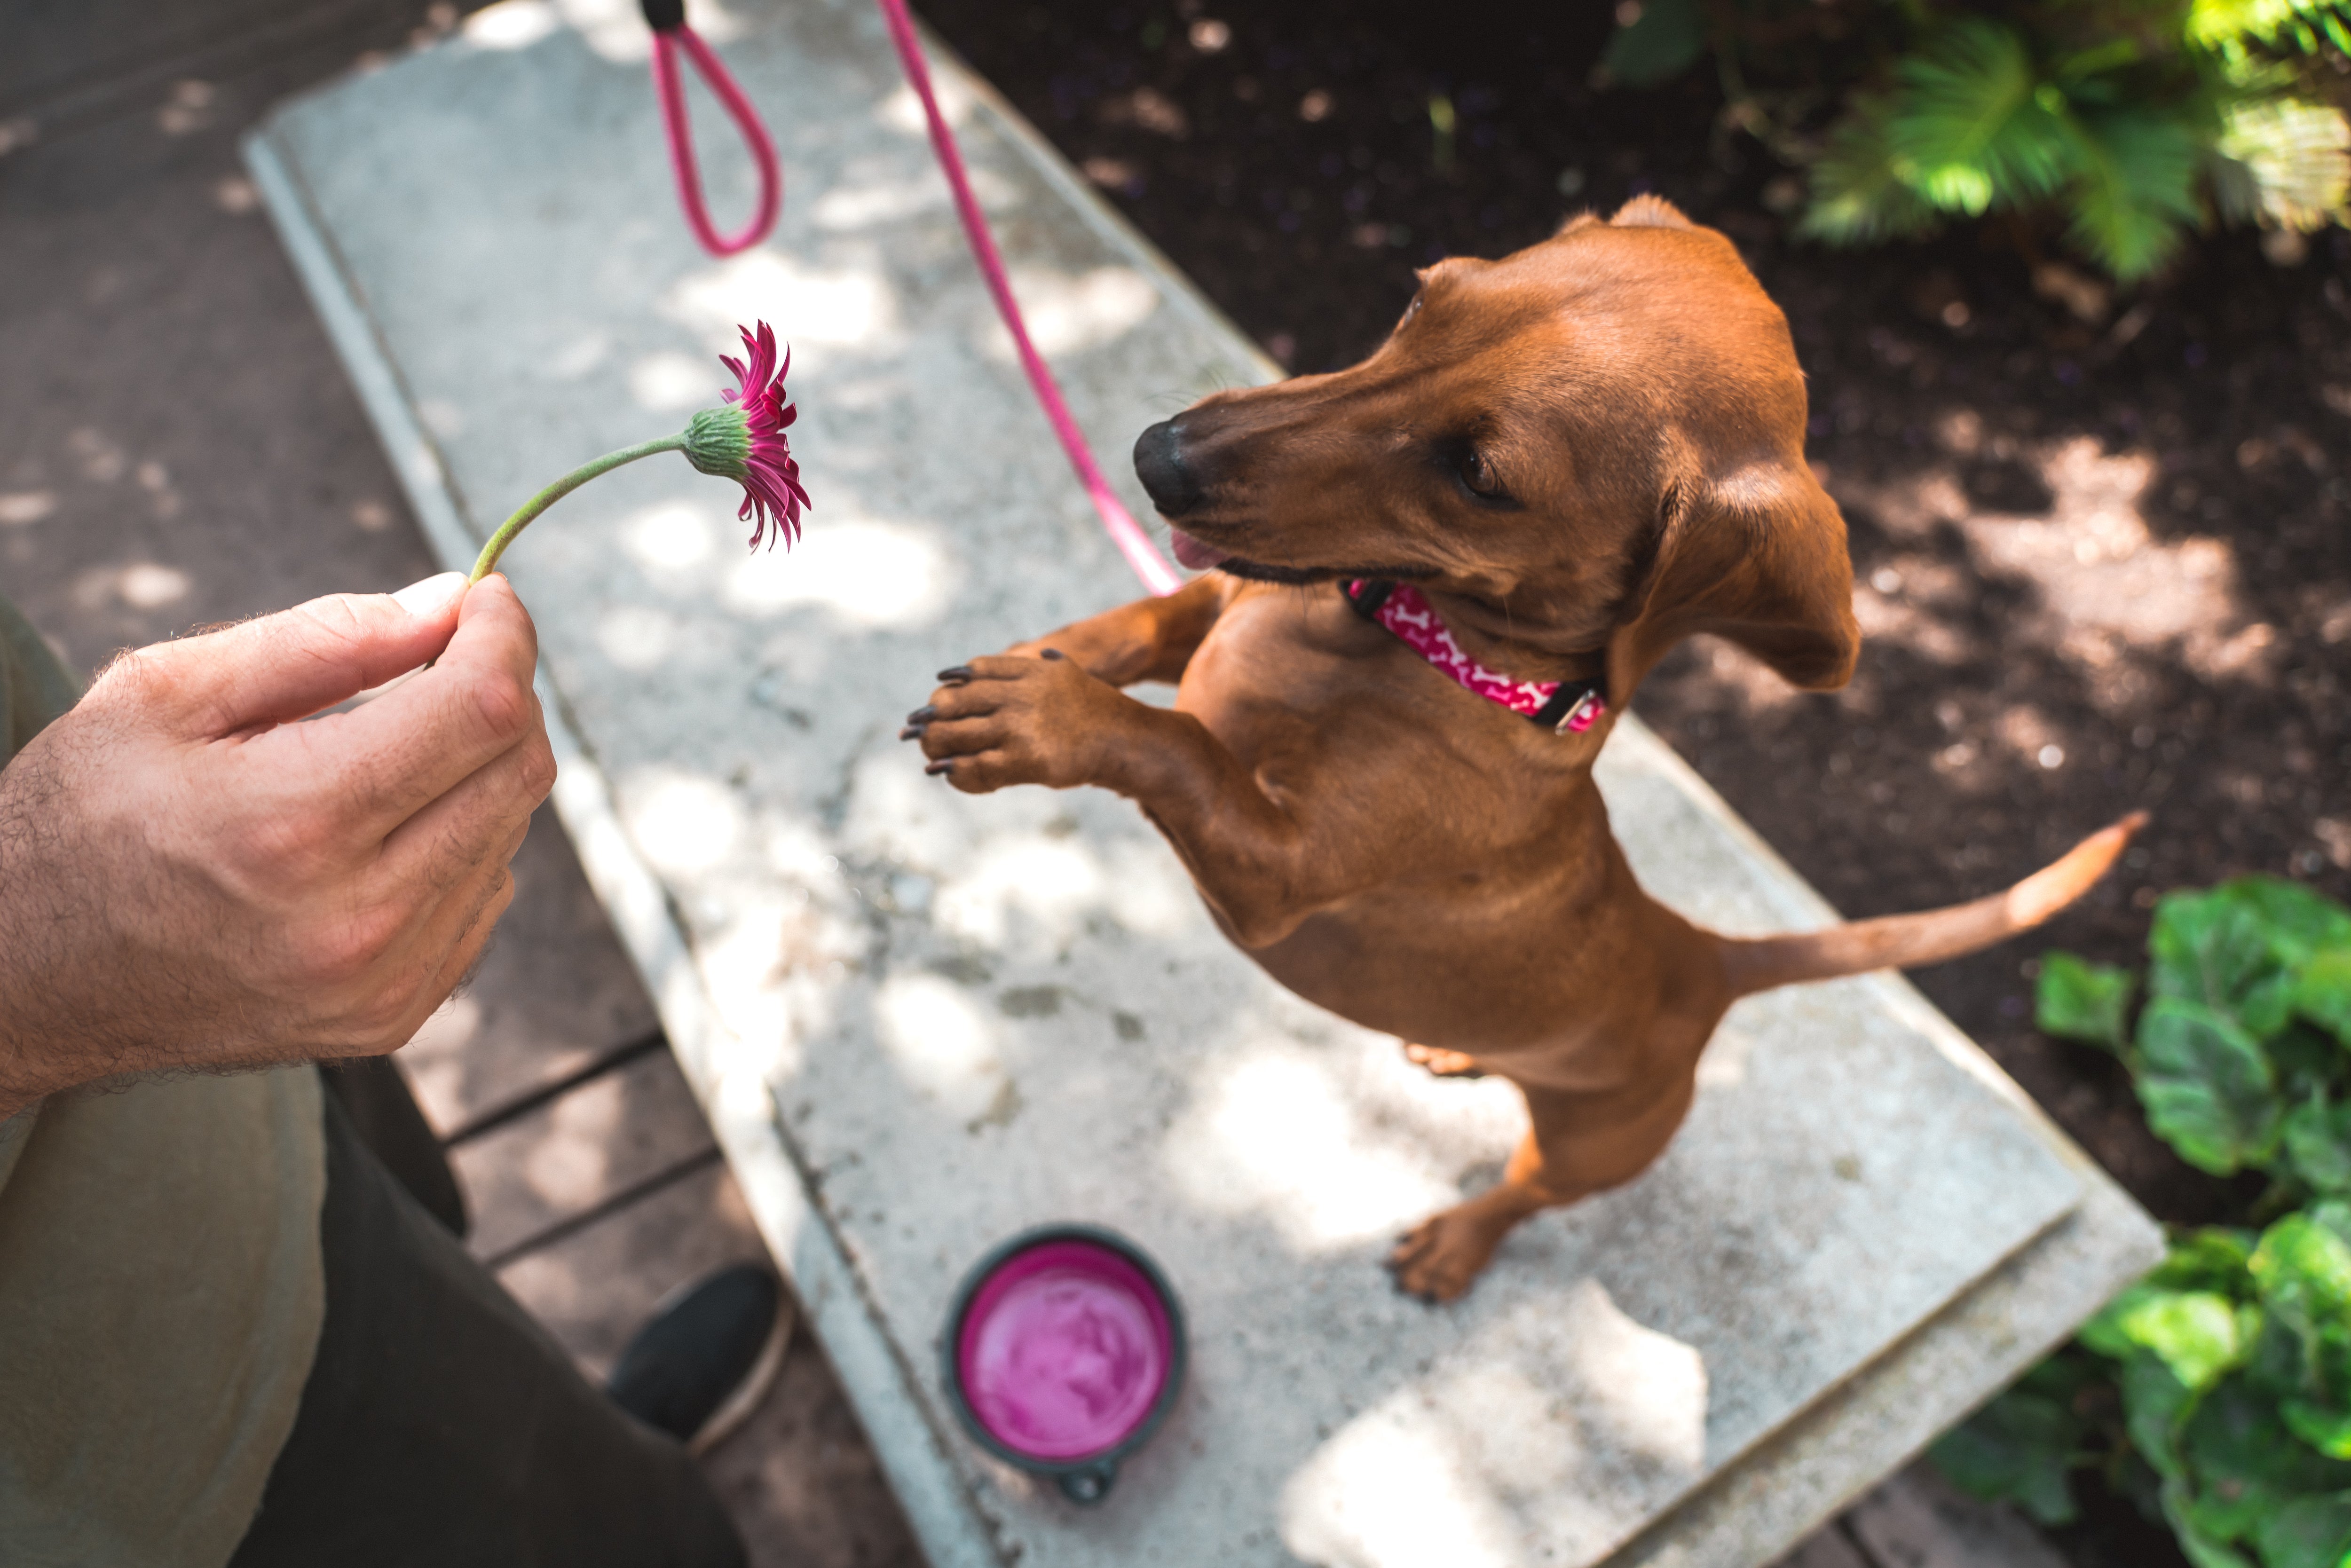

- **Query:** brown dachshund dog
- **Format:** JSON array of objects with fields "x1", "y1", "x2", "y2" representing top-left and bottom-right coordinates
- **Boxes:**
[{"x1": 902, "y1": 196, "x2": 2137, "y2": 1301}]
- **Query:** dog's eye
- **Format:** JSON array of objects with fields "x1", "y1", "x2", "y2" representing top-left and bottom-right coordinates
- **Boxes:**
[
  {"x1": 1398, "y1": 292, "x2": 1424, "y2": 329},
  {"x1": 1458, "y1": 447, "x2": 1504, "y2": 499}
]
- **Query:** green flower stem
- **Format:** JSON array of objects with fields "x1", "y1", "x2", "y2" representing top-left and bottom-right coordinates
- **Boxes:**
[{"x1": 468, "y1": 433, "x2": 687, "y2": 583}]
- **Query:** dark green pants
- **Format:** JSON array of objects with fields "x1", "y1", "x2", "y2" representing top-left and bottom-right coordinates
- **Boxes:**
[{"x1": 227, "y1": 1072, "x2": 747, "y2": 1568}]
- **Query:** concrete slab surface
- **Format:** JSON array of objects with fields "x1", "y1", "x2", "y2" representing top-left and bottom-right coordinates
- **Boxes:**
[{"x1": 245, "y1": 3, "x2": 2162, "y2": 1564}]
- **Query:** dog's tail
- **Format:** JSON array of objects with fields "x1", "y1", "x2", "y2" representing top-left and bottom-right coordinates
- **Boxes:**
[{"x1": 1718, "y1": 812, "x2": 2146, "y2": 999}]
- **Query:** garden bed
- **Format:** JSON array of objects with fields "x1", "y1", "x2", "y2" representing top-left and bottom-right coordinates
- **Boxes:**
[{"x1": 914, "y1": 3, "x2": 2351, "y2": 1560}]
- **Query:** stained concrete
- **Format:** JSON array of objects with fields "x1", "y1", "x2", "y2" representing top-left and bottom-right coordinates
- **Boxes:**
[{"x1": 245, "y1": 3, "x2": 2162, "y2": 1563}]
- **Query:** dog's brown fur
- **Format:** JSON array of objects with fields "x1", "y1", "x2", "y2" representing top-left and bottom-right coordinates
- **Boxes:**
[{"x1": 905, "y1": 197, "x2": 2138, "y2": 1300}]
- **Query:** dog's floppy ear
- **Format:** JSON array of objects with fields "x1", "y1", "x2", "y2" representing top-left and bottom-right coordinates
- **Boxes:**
[{"x1": 1605, "y1": 461, "x2": 1858, "y2": 707}]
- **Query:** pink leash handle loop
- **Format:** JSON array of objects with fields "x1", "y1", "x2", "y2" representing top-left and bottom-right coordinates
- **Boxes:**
[
  {"x1": 648, "y1": 19, "x2": 781, "y2": 258},
  {"x1": 873, "y1": 0, "x2": 1184, "y2": 596}
]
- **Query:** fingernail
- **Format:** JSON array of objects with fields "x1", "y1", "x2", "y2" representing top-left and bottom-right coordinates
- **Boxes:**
[
  {"x1": 907, "y1": 706, "x2": 938, "y2": 724},
  {"x1": 936, "y1": 665, "x2": 974, "y2": 682},
  {"x1": 899, "y1": 725, "x2": 926, "y2": 741},
  {"x1": 1040, "y1": 647, "x2": 1065, "y2": 661},
  {"x1": 392, "y1": 571, "x2": 467, "y2": 617},
  {"x1": 925, "y1": 760, "x2": 954, "y2": 776}
]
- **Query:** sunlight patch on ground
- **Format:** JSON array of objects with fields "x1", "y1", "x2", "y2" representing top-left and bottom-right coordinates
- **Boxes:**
[
  {"x1": 1828, "y1": 432, "x2": 2274, "y2": 702},
  {"x1": 931, "y1": 832, "x2": 1106, "y2": 949},
  {"x1": 986, "y1": 266, "x2": 1160, "y2": 359},
  {"x1": 621, "y1": 767, "x2": 745, "y2": 875},
  {"x1": 723, "y1": 516, "x2": 950, "y2": 627},
  {"x1": 1280, "y1": 1289, "x2": 1707, "y2": 1567},
  {"x1": 810, "y1": 158, "x2": 1018, "y2": 230},
  {"x1": 873, "y1": 971, "x2": 1009, "y2": 1124},
  {"x1": 1162, "y1": 1048, "x2": 1460, "y2": 1249},
  {"x1": 664, "y1": 252, "x2": 899, "y2": 359}
]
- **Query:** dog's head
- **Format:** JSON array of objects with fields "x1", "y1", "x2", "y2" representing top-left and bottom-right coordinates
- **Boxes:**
[{"x1": 1137, "y1": 196, "x2": 1857, "y2": 704}]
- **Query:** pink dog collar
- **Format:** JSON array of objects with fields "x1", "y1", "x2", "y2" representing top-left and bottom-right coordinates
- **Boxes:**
[{"x1": 1343, "y1": 580, "x2": 1607, "y2": 735}]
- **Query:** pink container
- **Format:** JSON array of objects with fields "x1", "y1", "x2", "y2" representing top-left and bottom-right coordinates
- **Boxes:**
[{"x1": 941, "y1": 1225, "x2": 1187, "y2": 1503}]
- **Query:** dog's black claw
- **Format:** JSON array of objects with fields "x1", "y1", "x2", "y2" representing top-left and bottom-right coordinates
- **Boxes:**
[
  {"x1": 924, "y1": 760, "x2": 955, "y2": 777},
  {"x1": 899, "y1": 725, "x2": 926, "y2": 741},
  {"x1": 936, "y1": 665, "x2": 975, "y2": 683},
  {"x1": 1040, "y1": 647, "x2": 1065, "y2": 661},
  {"x1": 906, "y1": 705, "x2": 938, "y2": 724}
]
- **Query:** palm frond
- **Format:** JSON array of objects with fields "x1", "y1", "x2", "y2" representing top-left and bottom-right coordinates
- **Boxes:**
[
  {"x1": 1885, "y1": 20, "x2": 2077, "y2": 216},
  {"x1": 1798, "y1": 93, "x2": 1944, "y2": 244},
  {"x1": 2187, "y1": 0, "x2": 2351, "y2": 57},
  {"x1": 2059, "y1": 106, "x2": 2207, "y2": 279},
  {"x1": 2213, "y1": 95, "x2": 2351, "y2": 226}
]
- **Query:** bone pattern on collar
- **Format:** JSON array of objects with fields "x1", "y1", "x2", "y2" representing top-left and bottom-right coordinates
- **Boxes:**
[{"x1": 1346, "y1": 580, "x2": 1606, "y2": 734}]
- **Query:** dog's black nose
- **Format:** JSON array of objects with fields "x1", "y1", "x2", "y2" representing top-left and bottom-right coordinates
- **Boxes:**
[{"x1": 1133, "y1": 419, "x2": 1204, "y2": 517}]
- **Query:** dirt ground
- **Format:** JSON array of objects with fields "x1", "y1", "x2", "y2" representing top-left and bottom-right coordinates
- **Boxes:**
[{"x1": 913, "y1": 5, "x2": 2350, "y2": 1558}]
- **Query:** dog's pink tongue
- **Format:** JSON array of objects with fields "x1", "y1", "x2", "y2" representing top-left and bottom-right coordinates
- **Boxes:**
[{"x1": 1169, "y1": 528, "x2": 1229, "y2": 571}]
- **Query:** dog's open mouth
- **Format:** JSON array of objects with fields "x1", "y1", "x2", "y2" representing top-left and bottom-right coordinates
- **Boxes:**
[{"x1": 1167, "y1": 527, "x2": 1428, "y2": 587}]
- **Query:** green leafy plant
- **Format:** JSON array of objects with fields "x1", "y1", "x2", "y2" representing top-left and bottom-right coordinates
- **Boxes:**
[
  {"x1": 1933, "y1": 879, "x2": 2351, "y2": 1563},
  {"x1": 1600, "y1": 0, "x2": 2351, "y2": 281}
]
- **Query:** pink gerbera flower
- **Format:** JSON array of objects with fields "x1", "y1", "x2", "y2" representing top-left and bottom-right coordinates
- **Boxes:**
[
  {"x1": 684, "y1": 320, "x2": 812, "y2": 551},
  {"x1": 465, "y1": 318, "x2": 813, "y2": 585}
]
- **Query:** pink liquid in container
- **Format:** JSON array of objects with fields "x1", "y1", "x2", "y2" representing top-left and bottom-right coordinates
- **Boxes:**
[{"x1": 943, "y1": 1227, "x2": 1185, "y2": 1503}]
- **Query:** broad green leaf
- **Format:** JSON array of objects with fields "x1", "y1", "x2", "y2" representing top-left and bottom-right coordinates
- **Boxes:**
[
  {"x1": 2152, "y1": 888, "x2": 2297, "y2": 1028},
  {"x1": 2154, "y1": 1229, "x2": 2264, "y2": 1296},
  {"x1": 2181, "y1": 1375, "x2": 2351, "y2": 1504},
  {"x1": 2087, "y1": 1289, "x2": 2248, "y2": 1389},
  {"x1": 2286, "y1": 1094, "x2": 2351, "y2": 1195},
  {"x1": 2225, "y1": 880, "x2": 2351, "y2": 967},
  {"x1": 2038, "y1": 951, "x2": 2137, "y2": 1049},
  {"x1": 2126, "y1": 1354, "x2": 2197, "y2": 1480},
  {"x1": 2272, "y1": 1022, "x2": 2348, "y2": 1101},
  {"x1": 2283, "y1": 1398, "x2": 2351, "y2": 1459},
  {"x1": 1600, "y1": 0, "x2": 1707, "y2": 88},
  {"x1": 1929, "y1": 1386, "x2": 2083, "y2": 1524},
  {"x1": 2253, "y1": 1489, "x2": 2351, "y2": 1568},
  {"x1": 2137, "y1": 998, "x2": 2284, "y2": 1175},
  {"x1": 2253, "y1": 1214, "x2": 2351, "y2": 1329},
  {"x1": 2299, "y1": 947, "x2": 2351, "y2": 1049},
  {"x1": 2167, "y1": 1471, "x2": 2262, "y2": 1567}
]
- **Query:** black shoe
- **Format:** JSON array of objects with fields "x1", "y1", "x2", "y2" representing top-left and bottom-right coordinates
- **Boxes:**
[{"x1": 607, "y1": 1262, "x2": 792, "y2": 1454}]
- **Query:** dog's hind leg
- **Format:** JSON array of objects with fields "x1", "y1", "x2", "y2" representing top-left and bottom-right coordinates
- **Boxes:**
[{"x1": 1388, "y1": 1072, "x2": 1696, "y2": 1302}]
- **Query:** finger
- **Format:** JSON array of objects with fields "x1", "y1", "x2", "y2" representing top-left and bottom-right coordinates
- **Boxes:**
[
  {"x1": 373, "y1": 745, "x2": 543, "y2": 920},
  {"x1": 311, "y1": 576, "x2": 546, "y2": 838},
  {"x1": 132, "y1": 573, "x2": 469, "y2": 737},
  {"x1": 348, "y1": 867, "x2": 517, "y2": 1056}
]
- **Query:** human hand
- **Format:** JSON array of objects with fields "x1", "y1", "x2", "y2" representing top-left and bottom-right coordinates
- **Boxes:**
[{"x1": 0, "y1": 573, "x2": 555, "y2": 1118}]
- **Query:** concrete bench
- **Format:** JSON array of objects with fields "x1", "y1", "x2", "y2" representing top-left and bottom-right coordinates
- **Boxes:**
[{"x1": 246, "y1": 4, "x2": 2158, "y2": 1562}]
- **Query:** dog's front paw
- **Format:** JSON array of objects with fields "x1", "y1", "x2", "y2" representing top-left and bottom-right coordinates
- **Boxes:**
[
  {"x1": 1387, "y1": 1204, "x2": 1507, "y2": 1303},
  {"x1": 901, "y1": 651, "x2": 1128, "y2": 795}
]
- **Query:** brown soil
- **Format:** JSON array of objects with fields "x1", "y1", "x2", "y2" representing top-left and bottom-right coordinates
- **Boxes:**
[{"x1": 913, "y1": 3, "x2": 2351, "y2": 1555}]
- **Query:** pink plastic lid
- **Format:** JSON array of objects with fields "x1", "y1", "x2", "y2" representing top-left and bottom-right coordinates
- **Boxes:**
[{"x1": 955, "y1": 1238, "x2": 1175, "y2": 1461}]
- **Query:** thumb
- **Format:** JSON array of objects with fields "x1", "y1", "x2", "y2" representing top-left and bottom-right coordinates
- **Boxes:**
[{"x1": 137, "y1": 573, "x2": 469, "y2": 738}]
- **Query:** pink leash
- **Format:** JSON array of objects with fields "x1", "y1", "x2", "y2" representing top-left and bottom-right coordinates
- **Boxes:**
[
  {"x1": 872, "y1": 0, "x2": 1182, "y2": 595},
  {"x1": 644, "y1": 0, "x2": 780, "y2": 257},
  {"x1": 641, "y1": 0, "x2": 1184, "y2": 594}
]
